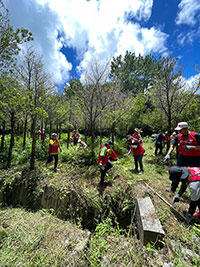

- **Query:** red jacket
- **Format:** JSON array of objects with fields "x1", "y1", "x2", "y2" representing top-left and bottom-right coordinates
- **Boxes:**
[
  {"x1": 72, "y1": 132, "x2": 79, "y2": 140},
  {"x1": 187, "y1": 167, "x2": 200, "y2": 183},
  {"x1": 49, "y1": 139, "x2": 60, "y2": 154},
  {"x1": 130, "y1": 137, "x2": 145, "y2": 156},
  {"x1": 97, "y1": 145, "x2": 109, "y2": 165},
  {"x1": 108, "y1": 148, "x2": 118, "y2": 160},
  {"x1": 178, "y1": 132, "x2": 200, "y2": 156}
]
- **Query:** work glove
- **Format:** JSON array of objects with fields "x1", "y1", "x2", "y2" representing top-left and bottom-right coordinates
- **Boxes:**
[
  {"x1": 164, "y1": 154, "x2": 170, "y2": 161},
  {"x1": 185, "y1": 212, "x2": 192, "y2": 226},
  {"x1": 183, "y1": 145, "x2": 193, "y2": 151},
  {"x1": 172, "y1": 194, "x2": 180, "y2": 203}
]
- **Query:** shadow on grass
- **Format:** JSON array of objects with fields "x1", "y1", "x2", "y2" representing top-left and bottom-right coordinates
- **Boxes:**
[{"x1": 97, "y1": 181, "x2": 113, "y2": 196}]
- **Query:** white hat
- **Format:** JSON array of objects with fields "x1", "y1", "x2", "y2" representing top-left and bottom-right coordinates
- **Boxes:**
[{"x1": 175, "y1": 122, "x2": 188, "y2": 130}]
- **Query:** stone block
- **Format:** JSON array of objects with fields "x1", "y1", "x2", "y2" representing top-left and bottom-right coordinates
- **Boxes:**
[{"x1": 136, "y1": 197, "x2": 165, "y2": 246}]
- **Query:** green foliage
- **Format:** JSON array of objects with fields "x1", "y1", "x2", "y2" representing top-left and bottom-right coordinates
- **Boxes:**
[
  {"x1": 110, "y1": 51, "x2": 159, "y2": 94},
  {"x1": 89, "y1": 217, "x2": 114, "y2": 266},
  {"x1": 0, "y1": 0, "x2": 33, "y2": 71}
]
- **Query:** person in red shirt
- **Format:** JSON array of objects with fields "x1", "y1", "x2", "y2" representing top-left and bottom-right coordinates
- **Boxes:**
[
  {"x1": 97, "y1": 140, "x2": 117, "y2": 186},
  {"x1": 71, "y1": 130, "x2": 79, "y2": 146},
  {"x1": 41, "y1": 128, "x2": 45, "y2": 141},
  {"x1": 76, "y1": 139, "x2": 87, "y2": 150},
  {"x1": 164, "y1": 122, "x2": 200, "y2": 166},
  {"x1": 46, "y1": 133, "x2": 62, "y2": 171},
  {"x1": 126, "y1": 134, "x2": 145, "y2": 174},
  {"x1": 164, "y1": 122, "x2": 200, "y2": 193},
  {"x1": 169, "y1": 166, "x2": 200, "y2": 225},
  {"x1": 132, "y1": 128, "x2": 143, "y2": 145}
]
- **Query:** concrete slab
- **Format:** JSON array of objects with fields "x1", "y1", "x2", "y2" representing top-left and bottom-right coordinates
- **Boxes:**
[{"x1": 136, "y1": 197, "x2": 165, "y2": 246}]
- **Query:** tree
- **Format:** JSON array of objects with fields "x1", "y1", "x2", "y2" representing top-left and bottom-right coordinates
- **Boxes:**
[
  {"x1": 0, "y1": 0, "x2": 33, "y2": 71},
  {"x1": 0, "y1": 76, "x2": 25, "y2": 168},
  {"x1": 16, "y1": 46, "x2": 54, "y2": 170},
  {"x1": 75, "y1": 59, "x2": 113, "y2": 159},
  {"x1": 149, "y1": 56, "x2": 200, "y2": 148},
  {"x1": 103, "y1": 82, "x2": 134, "y2": 143},
  {"x1": 110, "y1": 51, "x2": 159, "y2": 94},
  {"x1": 63, "y1": 79, "x2": 80, "y2": 148}
]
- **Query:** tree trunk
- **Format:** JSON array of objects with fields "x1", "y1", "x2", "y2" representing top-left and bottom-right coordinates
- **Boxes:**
[
  {"x1": 111, "y1": 122, "x2": 115, "y2": 144},
  {"x1": 7, "y1": 113, "x2": 15, "y2": 168},
  {"x1": 84, "y1": 123, "x2": 88, "y2": 143},
  {"x1": 45, "y1": 119, "x2": 48, "y2": 134},
  {"x1": 99, "y1": 120, "x2": 103, "y2": 148},
  {"x1": 167, "y1": 110, "x2": 172, "y2": 151},
  {"x1": 41, "y1": 119, "x2": 43, "y2": 131},
  {"x1": 23, "y1": 114, "x2": 28, "y2": 148},
  {"x1": 90, "y1": 121, "x2": 95, "y2": 162},
  {"x1": 59, "y1": 123, "x2": 61, "y2": 139},
  {"x1": 49, "y1": 120, "x2": 52, "y2": 138},
  {"x1": 30, "y1": 115, "x2": 36, "y2": 170},
  {"x1": 0, "y1": 120, "x2": 6, "y2": 152}
]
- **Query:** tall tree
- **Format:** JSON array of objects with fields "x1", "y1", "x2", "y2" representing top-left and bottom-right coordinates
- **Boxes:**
[
  {"x1": 0, "y1": 76, "x2": 25, "y2": 168},
  {"x1": 75, "y1": 59, "x2": 113, "y2": 159},
  {"x1": 110, "y1": 51, "x2": 159, "y2": 94},
  {"x1": 0, "y1": 0, "x2": 33, "y2": 71},
  {"x1": 63, "y1": 79, "x2": 79, "y2": 148},
  {"x1": 150, "y1": 56, "x2": 200, "y2": 148},
  {"x1": 16, "y1": 46, "x2": 54, "y2": 170}
]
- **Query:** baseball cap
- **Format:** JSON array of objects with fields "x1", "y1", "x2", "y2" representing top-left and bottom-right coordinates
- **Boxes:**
[
  {"x1": 169, "y1": 166, "x2": 189, "y2": 181},
  {"x1": 175, "y1": 122, "x2": 188, "y2": 130},
  {"x1": 107, "y1": 140, "x2": 113, "y2": 147}
]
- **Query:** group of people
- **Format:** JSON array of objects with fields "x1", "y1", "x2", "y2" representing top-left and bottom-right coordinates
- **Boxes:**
[
  {"x1": 46, "y1": 130, "x2": 87, "y2": 172},
  {"x1": 36, "y1": 129, "x2": 45, "y2": 140},
  {"x1": 98, "y1": 128, "x2": 145, "y2": 187},
  {"x1": 71, "y1": 130, "x2": 87, "y2": 150},
  {"x1": 154, "y1": 130, "x2": 174, "y2": 156},
  {"x1": 164, "y1": 122, "x2": 200, "y2": 225},
  {"x1": 45, "y1": 123, "x2": 200, "y2": 225},
  {"x1": 97, "y1": 122, "x2": 200, "y2": 225}
]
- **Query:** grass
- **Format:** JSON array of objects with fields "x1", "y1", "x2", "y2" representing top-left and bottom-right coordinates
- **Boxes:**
[{"x1": 0, "y1": 208, "x2": 90, "y2": 266}]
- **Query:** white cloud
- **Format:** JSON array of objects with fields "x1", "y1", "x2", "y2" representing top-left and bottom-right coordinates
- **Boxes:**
[
  {"x1": 4, "y1": 0, "x2": 168, "y2": 85},
  {"x1": 185, "y1": 73, "x2": 200, "y2": 90},
  {"x1": 176, "y1": 0, "x2": 200, "y2": 26}
]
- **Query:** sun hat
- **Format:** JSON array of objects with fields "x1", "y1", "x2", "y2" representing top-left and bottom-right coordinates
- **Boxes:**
[{"x1": 175, "y1": 122, "x2": 188, "y2": 130}]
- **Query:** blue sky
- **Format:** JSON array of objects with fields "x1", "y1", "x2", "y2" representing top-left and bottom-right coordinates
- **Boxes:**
[{"x1": 4, "y1": 0, "x2": 200, "y2": 89}]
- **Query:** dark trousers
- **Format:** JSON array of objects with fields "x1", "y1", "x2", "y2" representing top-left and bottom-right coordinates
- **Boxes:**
[
  {"x1": 188, "y1": 198, "x2": 200, "y2": 215},
  {"x1": 171, "y1": 155, "x2": 200, "y2": 192},
  {"x1": 74, "y1": 139, "x2": 78, "y2": 146},
  {"x1": 100, "y1": 160, "x2": 113, "y2": 185},
  {"x1": 46, "y1": 154, "x2": 58, "y2": 169},
  {"x1": 155, "y1": 142, "x2": 162, "y2": 155},
  {"x1": 134, "y1": 153, "x2": 144, "y2": 172}
]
